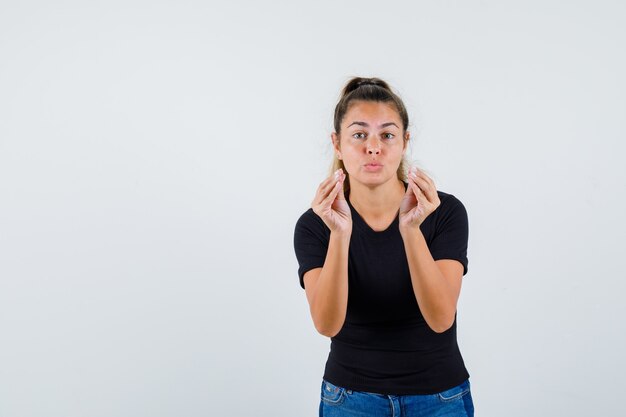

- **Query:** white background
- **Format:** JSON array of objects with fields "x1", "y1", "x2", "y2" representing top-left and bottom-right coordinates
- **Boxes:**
[{"x1": 1, "y1": 1, "x2": 625, "y2": 416}]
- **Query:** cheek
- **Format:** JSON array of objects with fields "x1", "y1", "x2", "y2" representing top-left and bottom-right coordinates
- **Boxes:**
[{"x1": 340, "y1": 153, "x2": 359, "y2": 172}]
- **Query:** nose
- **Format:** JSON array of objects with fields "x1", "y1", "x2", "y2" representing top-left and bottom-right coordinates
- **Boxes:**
[{"x1": 367, "y1": 142, "x2": 381, "y2": 155}]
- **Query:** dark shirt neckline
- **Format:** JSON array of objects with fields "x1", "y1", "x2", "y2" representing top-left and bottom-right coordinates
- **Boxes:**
[{"x1": 347, "y1": 181, "x2": 408, "y2": 239}]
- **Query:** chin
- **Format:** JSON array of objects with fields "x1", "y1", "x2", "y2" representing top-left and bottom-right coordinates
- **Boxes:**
[{"x1": 353, "y1": 173, "x2": 395, "y2": 187}]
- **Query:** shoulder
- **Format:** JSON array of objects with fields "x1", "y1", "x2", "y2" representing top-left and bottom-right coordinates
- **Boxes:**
[
  {"x1": 435, "y1": 190, "x2": 466, "y2": 211},
  {"x1": 295, "y1": 208, "x2": 327, "y2": 230},
  {"x1": 432, "y1": 191, "x2": 468, "y2": 227},
  {"x1": 294, "y1": 208, "x2": 330, "y2": 241},
  {"x1": 436, "y1": 190, "x2": 463, "y2": 205}
]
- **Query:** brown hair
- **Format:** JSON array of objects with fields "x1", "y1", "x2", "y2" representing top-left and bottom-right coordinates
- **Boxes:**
[{"x1": 330, "y1": 76, "x2": 411, "y2": 196}]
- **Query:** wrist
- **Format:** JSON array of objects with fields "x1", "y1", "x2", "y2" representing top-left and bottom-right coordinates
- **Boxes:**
[
  {"x1": 400, "y1": 224, "x2": 423, "y2": 239},
  {"x1": 330, "y1": 229, "x2": 352, "y2": 243}
]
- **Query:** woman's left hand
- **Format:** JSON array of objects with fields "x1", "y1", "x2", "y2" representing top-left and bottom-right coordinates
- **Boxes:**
[{"x1": 399, "y1": 167, "x2": 441, "y2": 232}]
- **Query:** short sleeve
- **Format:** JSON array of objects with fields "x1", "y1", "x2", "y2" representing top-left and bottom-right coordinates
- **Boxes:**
[
  {"x1": 293, "y1": 209, "x2": 330, "y2": 289},
  {"x1": 428, "y1": 195, "x2": 469, "y2": 276}
]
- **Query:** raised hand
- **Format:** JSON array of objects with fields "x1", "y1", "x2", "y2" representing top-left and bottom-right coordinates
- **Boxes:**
[
  {"x1": 399, "y1": 166, "x2": 441, "y2": 231},
  {"x1": 311, "y1": 168, "x2": 352, "y2": 236}
]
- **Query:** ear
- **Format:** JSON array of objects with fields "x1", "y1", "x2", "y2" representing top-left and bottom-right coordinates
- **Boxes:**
[
  {"x1": 403, "y1": 131, "x2": 410, "y2": 153},
  {"x1": 331, "y1": 132, "x2": 342, "y2": 158}
]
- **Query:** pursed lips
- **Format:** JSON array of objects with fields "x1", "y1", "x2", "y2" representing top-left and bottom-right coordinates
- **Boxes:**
[{"x1": 363, "y1": 162, "x2": 383, "y2": 171}]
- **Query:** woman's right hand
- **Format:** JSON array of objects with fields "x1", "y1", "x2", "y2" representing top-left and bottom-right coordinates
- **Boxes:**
[{"x1": 311, "y1": 168, "x2": 352, "y2": 236}]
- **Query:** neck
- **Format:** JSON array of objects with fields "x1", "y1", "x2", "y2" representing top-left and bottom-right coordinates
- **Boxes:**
[{"x1": 348, "y1": 177, "x2": 406, "y2": 218}]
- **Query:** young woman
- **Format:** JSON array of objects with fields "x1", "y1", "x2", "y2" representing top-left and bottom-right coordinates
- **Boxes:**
[{"x1": 293, "y1": 77, "x2": 474, "y2": 417}]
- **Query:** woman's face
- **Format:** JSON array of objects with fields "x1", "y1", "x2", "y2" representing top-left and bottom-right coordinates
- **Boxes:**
[{"x1": 332, "y1": 100, "x2": 408, "y2": 189}]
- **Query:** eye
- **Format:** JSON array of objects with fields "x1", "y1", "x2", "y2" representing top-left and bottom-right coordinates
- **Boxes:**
[
  {"x1": 383, "y1": 133, "x2": 395, "y2": 139},
  {"x1": 352, "y1": 132, "x2": 366, "y2": 140}
]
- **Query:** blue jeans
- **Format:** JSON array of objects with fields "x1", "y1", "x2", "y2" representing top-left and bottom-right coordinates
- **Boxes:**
[{"x1": 319, "y1": 379, "x2": 474, "y2": 417}]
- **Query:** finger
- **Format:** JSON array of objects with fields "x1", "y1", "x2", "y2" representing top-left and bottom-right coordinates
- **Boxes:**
[
  {"x1": 414, "y1": 168, "x2": 436, "y2": 189},
  {"x1": 320, "y1": 172, "x2": 343, "y2": 204},
  {"x1": 316, "y1": 171, "x2": 343, "y2": 202},
  {"x1": 316, "y1": 179, "x2": 338, "y2": 202},
  {"x1": 317, "y1": 169, "x2": 343, "y2": 191},
  {"x1": 335, "y1": 174, "x2": 346, "y2": 200},
  {"x1": 408, "y1": 176, "x2": 424, "y2": 203},
  {"x1": 322, "y1": 180, "x2": 342, "y2": 207},
  {"x1": 409, "y1": 172, "x2": 435, "y2": 203}
]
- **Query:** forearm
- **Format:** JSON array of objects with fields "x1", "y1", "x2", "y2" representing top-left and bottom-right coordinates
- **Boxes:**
[
  {"x1": 310, "y1": 232, "x2": 350, "y2": 337},
  {"x1": 401, "y1": 227, "x2": 456, "y2": 333}
]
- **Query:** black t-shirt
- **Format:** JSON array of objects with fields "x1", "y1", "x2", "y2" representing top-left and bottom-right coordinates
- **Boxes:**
[{"x1": 293, "y1": 183, "x2": 470, "y2": 395}]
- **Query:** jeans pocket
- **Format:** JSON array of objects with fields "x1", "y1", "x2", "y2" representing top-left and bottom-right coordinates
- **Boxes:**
[
  {"x1": 437, "y1": 379, "x2": 471, "y2": 403},
  {"x1": 321, "y1": 379, "x2": 346, "y2": 406}
]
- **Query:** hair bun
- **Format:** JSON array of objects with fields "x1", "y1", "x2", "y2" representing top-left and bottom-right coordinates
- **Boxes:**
[
  {"x1": 356, "y1": 79, "x2": 377, "y2": 87},
  {"x1": 342, "y1": 77, "x2": 391, "y2": 96}
]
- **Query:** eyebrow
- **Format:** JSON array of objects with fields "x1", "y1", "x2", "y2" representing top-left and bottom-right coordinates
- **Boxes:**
[{"x1": 347, "y1": 121, "x2": 399, "y2": 129}]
